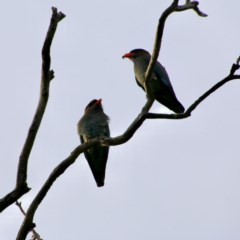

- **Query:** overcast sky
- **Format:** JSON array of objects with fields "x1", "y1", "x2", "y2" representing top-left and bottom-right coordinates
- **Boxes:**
[{"x1": 1, "y1": 1, "x2": 240, "y2": 239}]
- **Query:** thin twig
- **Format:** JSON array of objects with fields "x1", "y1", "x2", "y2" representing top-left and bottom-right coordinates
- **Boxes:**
[
  {"x1": 144, "y1": 0, "x2": 178, "y2": 98},
  {"x1": 16, "y1": 201, "x2": 42, "y2": 240}
]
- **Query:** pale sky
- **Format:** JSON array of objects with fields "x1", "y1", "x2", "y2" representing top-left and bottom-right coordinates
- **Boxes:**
[{"x1": 1, "y1": 1, "x2": 240, "y2": 239}]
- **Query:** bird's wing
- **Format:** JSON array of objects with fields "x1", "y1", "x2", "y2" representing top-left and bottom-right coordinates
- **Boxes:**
[
  {"x1": 154, "y1": 61, "x2": 175, "y2": 94},
  {"x1": 151, "y1": 63, "x2": 185, "y2": 113}
]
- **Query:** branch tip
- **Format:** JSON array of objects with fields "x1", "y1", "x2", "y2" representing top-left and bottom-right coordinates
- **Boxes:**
[
  {"x1": 51, "y1": 7, "x2": 57, "y2": 13},
  {"x1": 51, "y1": 6, "x2": 66, "y2": 21},
  {"x1": 236, "y1": 56, "x2": 240, "y2": 65},
  {"x1": 176, "y1": 1, "x2": 207, "y2": 17},
  {"x1": 229, "y1": 57, "x2": 240, "y2": 76},
  {"x1": 194, "y1": 6, "x2": 208, "y2": 17}
]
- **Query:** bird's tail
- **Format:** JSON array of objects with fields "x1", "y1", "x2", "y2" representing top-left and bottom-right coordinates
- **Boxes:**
[
  {"x1": 155, "y1": 95, "x2": 185, "y2": 114},
  {"x1": 85, "y1": 146, "x2": 109, "y2": 187}
]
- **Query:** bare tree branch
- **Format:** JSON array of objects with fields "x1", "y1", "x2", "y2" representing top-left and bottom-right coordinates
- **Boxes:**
[
  {"x1": 16, "y1": 202, "x2": 42, "y2": 240},
  {"x1": 0, "y1": 8, "x2": 65, "y2": 213},
  {"x1": 144, "y1": 0, "x2": 178, "y2": 98},
  {"x1": 16, "y1": 140, "x2": 99, "y2": 239}
]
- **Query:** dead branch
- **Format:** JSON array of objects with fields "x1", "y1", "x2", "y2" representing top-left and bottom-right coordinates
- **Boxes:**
[{"x1": 0, "y1": 7, "x2": 65, "y2": 213}]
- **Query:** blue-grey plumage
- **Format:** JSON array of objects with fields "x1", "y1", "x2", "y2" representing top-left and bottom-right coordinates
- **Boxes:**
[
  {"x1": 123, "y1": 49, "x2": 185, "y2": 113},
  {"x1": 77, "y1": 99, "x2": 110, "y2": 187}
]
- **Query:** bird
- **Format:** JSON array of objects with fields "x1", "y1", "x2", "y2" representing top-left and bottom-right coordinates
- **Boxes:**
[
  {"x1": 122, "y1": 48, "x2": 185, "y2": 113},
  {"x1": 77, "y1": 99, "x2": 110, "y2": 187}
]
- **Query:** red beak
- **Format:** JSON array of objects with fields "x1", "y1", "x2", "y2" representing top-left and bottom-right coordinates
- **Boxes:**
[
  {"x1": 96, "y1": 99, "x2": 102, "y2": 105},
  {"x1": 122, "y1": 52, "x2": 134, "y2": 59}
]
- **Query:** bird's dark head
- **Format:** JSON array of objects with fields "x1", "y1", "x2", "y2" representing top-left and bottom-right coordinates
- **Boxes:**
[
  {"x1": 122, "y1": 49, "x2": 150, "y2": 60},
  {"x1": 85, "y1": 99, "x2": 103, "y2": 112}
]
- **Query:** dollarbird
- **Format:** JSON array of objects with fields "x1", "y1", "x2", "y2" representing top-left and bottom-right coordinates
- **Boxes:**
[
  {"x1": 77, "y1": 99, "x2": 110, "y2": 187},
  {"x1": 123, "y1": 48, "x2": 184, "y2": 113}
]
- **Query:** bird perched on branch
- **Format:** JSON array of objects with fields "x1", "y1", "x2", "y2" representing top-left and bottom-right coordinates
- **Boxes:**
[
  {"x1": 77, "y1": 99, "x2": 110, "y2": 187},
  {"x1": 123, "y1": 48, "x2": 185, "y2": 113}
]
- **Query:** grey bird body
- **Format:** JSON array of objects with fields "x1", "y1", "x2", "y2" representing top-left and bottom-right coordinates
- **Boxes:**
[
  {"x1": 123, "y1": 49, "x2": 185, "y2": 113},
  {"x1": 77, "y1": 99, "x2": 110, "y2": 187}
]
